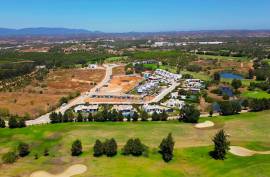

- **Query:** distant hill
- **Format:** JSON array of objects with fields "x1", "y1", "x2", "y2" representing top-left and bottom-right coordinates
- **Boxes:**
[
  {"x1": 0, "y1": 27, "x2": 102, "y2": 36},
  {"x1": 0, "y1": 28, "x2": 270, "y2": 38}
]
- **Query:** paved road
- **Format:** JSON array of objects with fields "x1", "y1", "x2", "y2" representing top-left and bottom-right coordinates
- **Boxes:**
[
  {"x1": 26, "y1": 64, "x2": 117, "y2": 126},
  {"x1": 147, "y1": 82, "x2": 180, "y2": 103}
]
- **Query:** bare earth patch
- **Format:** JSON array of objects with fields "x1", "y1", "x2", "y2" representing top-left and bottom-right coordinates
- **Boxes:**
[
  {"x1": 229, "y1": 146, "x2": 270, "y2": 157},
  {"x1": 195, "y1": 121, "x2": 214, "y2": 128},
  {"x1": 30, "y1": 164, "x2": 87, "y2": 177}
]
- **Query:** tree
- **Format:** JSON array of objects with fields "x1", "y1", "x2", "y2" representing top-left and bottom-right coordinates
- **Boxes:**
[
  {"x1": 63, "y1": 112, "x2": 69, "y2": 122},
  {"x1": 18, "y1": 142, "x2": 30, "y2": 157},
  {"x1": 231, "y1": 79, "x2": 242, "y2": 90},
  {"x1": 93, "y1": 140, "x2": 104, "y2": 157},
  {"x1": 104, "y1": 138, "x2": 117, "y2": 157},
  {"x1": 77, "y1": 112, "x2": 83, "y2": 122},
  {"x1": 122, "y1": 138, "x2": 145, "y2": 156},
  {"x1": 132, "y1": 138, "x2": 145, "y2": 156},
  {"x1": 117, "y1": 112, "x2": 124, "y2": 122},
  {"x1": 211, "y1": 130, "x2": 230, "y2": 160},
  {"x1": 219, "y1": 101, "x2": 241, "y2": 115},
  {"x1": 0, "y1": 118, "x2": 6, "y2": 128},
  {"x1": 132, "y1": 111, "x2": 139, "y2": 121},
  {"x1": 179, "y1": 104, "x2": 200, "y2": 123},
  {"x1": 8, "y1": 117, "x2": 18, "y2": 128},
  {"x1": 140, "y1": 110, "x2": 148, "y2": 121},
  {"x1": 160, "y1": 111, "x2": 168, "y2": 121},
  {"x1": 159, "y1": 133, "x2": 175, "y2": 162},
  {"x1": 49, "y1": 112, "x2": 60, "y2": 124},
  {"x1": 88, "y1": 113, "x2": 93, "y2": 122},
  {"x1": 242, "y1": 99, "x2": 249, "y2": 110},
  {"x1": 122, "y1": 139, "x2": 134, "y2": 155},
  {"x1": 71, "y1": 140, "x2": 82, "y2": 156},
  {"x1": 152, "y1": 111, "x2": 160, "y2": 121},
  {"x1": 18, "y1": 119, "x2": 26, "y2": 128},
  {"x1": 2, "y1": 152, "x2": 17, "y2": 164},
  {"x1": 213, "y1": 72, "x2": 220, "y2": 82}
]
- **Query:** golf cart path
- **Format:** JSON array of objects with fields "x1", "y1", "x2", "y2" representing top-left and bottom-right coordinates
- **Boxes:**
[{"x1": 30, "y1": 164, "x2": 87, "y2": 177}]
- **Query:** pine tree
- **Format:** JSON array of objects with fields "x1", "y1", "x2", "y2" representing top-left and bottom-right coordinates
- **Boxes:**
[
  {"x1": 211, "y1": 129, "x2": 230, "y2": 160},
  {"x1": 122, "y1": 139, "x2": 134, "y2": 155},
  {"x1": 159, "y1": 133, "x2": 175, "y2": 162},
  {"x1": 71, "y1": 139, "x2": 82, "y2": 156},
  {"x1": 132, "y1": 138, "x2": 144, "y2": 156},
  {"x1": 104, "y1": 138, "x2": 117, "y2": 157},
  {"x1": 93, "y1": 139, "x2": 104, "y2": 157}
]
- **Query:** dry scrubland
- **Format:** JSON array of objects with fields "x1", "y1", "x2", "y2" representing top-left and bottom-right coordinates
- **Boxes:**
[
  {"x1": 0, "y1": 68, "x2": 105, "y2": 118},
  {"x1": 0, "y1": 111, "x2": 270, "y2": 177}
]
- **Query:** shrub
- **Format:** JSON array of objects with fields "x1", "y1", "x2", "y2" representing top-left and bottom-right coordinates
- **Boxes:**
[
  {"x1": 77, "y1": 112, "x2": 83, "y2": 122},
  {"x1": 44, "y1": 148, "x2": 49, "y2": 156},
  {"x1": 122, "y1": 138, "x2": 146, "y2": 156},
  {"x1": 93, "y1": 140, "x2": 104, "y2": 157},
  {"x1": 18, "y1": 142, "x2": 30, "y2": 157},
  {"x1": 210, "y1": 130, "x2": 230, "y2": 160},
  {"x1": 231, "y1": 79, "x2": 242, "y2": 90},
  {"x1": 2, "y1": 152, "x2": 17, "y2": 164},
  {"x1": 18, "y1": 119, "x2": 26, "y2": 128},
  {"x1": 132, "y1": 111, "x2": 139, "y2": 121},
  {"x1": 104, "y1": 138, "x2": 117, "y2": 157},
  {"x1": 8, "y1": 117, "x2": 18, "y2": 128},
  {"x1": 71, "y1": 140, "x2": 82, "y2": 156},
  {"x1": 159, "y1": 133, "x2": 175, "y2": 162}
]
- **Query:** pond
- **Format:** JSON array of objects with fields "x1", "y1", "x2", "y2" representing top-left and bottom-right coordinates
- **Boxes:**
[{"x1": 219, "y1": 72, "x2": 244, "y2": 80}]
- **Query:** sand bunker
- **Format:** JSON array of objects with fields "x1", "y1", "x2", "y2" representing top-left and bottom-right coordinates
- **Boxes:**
[
  {"x1": 30, "y1": 164, "x2": 87, "y2": 177},
  {"x1": 195, "y1": 121, "x2": 214, "y2": 128},
  {"x1": 229, "y1": 146, "x2": 270, "y2": 157}
]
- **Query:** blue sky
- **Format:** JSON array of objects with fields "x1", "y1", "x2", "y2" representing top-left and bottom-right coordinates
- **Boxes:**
[{"x1": 1, "y1": 0, "x2": 270, "y2": 32}]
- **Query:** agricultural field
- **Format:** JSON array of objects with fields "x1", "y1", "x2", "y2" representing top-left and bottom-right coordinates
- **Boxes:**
[
  {"x1": 0, "y1": 68, "x2": 105, "y2": 118},
  {"x1": 0, "y1": 111, "x2": 270, "y2": 177}
]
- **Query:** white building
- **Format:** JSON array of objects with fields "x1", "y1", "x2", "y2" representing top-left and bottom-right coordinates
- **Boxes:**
[
  {"x1": 185, "y1": 79, "x2": 204, "y2": 89},
  {"x1": 155, "y1": 69, "x2": 182, "y2": 81},
  {"x1": 113, "y1": 105, "x2": 134, "y2": 117},
  {"x1": 74, "y1": 104, "x2": 99, "y2": 113},
  {"x1": 143, "y1": 104, "x2": 172, "y2": 114},
  {"x1": 88, "y1": 64, "x2": 97, "y2": 69},
  {"x1": 162, "y1": 99, "x2": 185, "y2": 109}
]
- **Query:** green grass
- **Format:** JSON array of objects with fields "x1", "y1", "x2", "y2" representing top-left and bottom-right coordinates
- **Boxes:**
[
  {"x1": 1, "y1": 111, "x2": 270, "y2": 176},
  {"x1": 197, "y1": 54, "x2": 249, "y2": 61},
  {"x1": 241, "y1": 90, "x2": 270, "y2": 99},
  {"x1": 182, "y1": 70, "x2": 211, "y2": 81}
]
